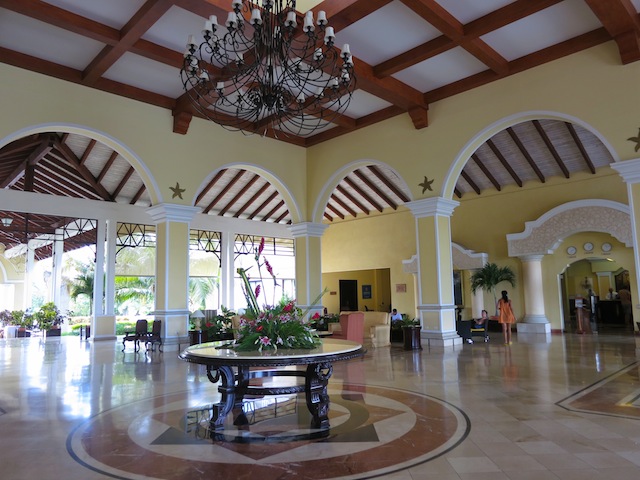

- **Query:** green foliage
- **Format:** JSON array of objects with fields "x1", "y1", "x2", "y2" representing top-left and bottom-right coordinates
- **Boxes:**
[
  {"x1": 470, "y1": 263, "x2": 516, "y2": 295},
  {"x1": 33, "y1": 302, "x2": 65, "y2": 331},
  {"x1": 392, "y1": 314, "x2": 418, "y2": 329},
  {"x1": 203, "y1": 305, "x2": 236, "y2": 338}
]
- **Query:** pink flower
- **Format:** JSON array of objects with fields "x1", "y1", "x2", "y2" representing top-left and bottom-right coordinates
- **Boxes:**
[
  {"x1": 264, "y1": 259, "x2": 274, "y2": 277},
  {"x1": 258, "y1": 336, "x2": 271, "y2": 346},
  {"x1": 283, "y1": 302, "x2": 294, "y2": 313},
  {"x1": 255, "y1": 284, "x2": 261, "y2": 299},
  {"x1": 258, "y1": 237, "x2": 265, "y2": 255},
  {"x1": 312, "y1": 312, "x2": 320, "y2": 319}
]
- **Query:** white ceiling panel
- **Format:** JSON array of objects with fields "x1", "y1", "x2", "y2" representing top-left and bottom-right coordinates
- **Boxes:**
[
  {"x1": 143, "y1": 6, "x2": 205, "y2": 54},
  {"x1": 435, "y1": 0, "x2": 514, "y2": 24},
  {"x1": 337, "y1": 1, "x2": 440, "y2": 65},
  {"x1": 103, "y1": 53, "x2": 184, "y2": 99},
  {"x1": 0, "y1": 10, "x2": 104, "y2": 70},
  {"x1": 42, "y1": 0, "x2": 146, "y2": 29},
  {"x1": 343, "y1": 90, "x2": 393, "y2": 118},
  {"x1": 481, "y1": 0, "x2": 602, "y2": 62},
  {"x1": 393, "y1": 47, "x2": 487, "y2": 92}
]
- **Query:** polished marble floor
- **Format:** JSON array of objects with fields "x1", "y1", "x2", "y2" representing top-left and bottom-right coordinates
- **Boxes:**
[{"x1": 2, "y1": 331, "x2": 640, "y2": 480}]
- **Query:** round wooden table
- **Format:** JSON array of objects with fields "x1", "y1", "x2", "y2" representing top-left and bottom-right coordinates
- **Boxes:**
[{"x1": 179, "y1": 339, "x2": 366, "y2": 435}]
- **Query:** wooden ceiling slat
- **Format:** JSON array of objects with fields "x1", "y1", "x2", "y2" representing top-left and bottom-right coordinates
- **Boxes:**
[
  {"x1": 0, "y1": 134, "x2": 55, "y2": 188},
  {"x1": 324, "y1": 212, "x2": 333, "y2": 222},
  {"x1": 487, "y1": 138, "x2": 523, "y2": 187},
  {"x1": 130, "y1": 185, "x2": 147, "y2": 205},
  {"x1": 367, "y1": 165, "x2": 410, "y2": 202},
  {"x1": 327, "y1": 202, "x2": 346, "y2": 220},
  {"x1": 471, "y1": 153, "x2": 502, "y2": 191},
  {"x1": 261, "y1": 200, "x2": 285, "y2": 222},
  {"x1": 203, "y1": 170, "x2": 245, "y2": 214},
  {"x1": 460, "y1": 170, "x2": 481, "y2": 195},
  {"x1": 96, "y1": 151, "x2": 119, "y2": 183},
  {"x1": 343, "y1": 176, "x2": 383, "y2": 212},
  {"x1": 533, "y1": 120, "x2": 570, "y2": 178},
  {"x1": 330, "y1": 194, "x2": 358, "y2": 218},
  {"x1": 111, "y1": 166, "x2": 135, "y2": 198},
  {"x1": 353, "y1": 169, "x2": 397, "y2": 210},
  {"x1": 55, "y1": 135, "x2": 114, "y2": 201},
  {"x1": 506, "y1": 127, "x2": 546, "y2": 183},
  {"x1": 336, "y1": 184, "x2": 371, "y2": 215},
  {"x1": 219, "y1": 174, "x2": 260, "y2": 216},
  {"x1": 274, "y1": 211, "x2": 290, "y2": 224},
  {"x1": 79, "y1": 139, "x2": 97, "y2": 166},
  {"x1": 0, "y1": 135, "x2": 42, "y2": 159},
  {"x1": 565, "y1": 122, "x2": 597, "y2": 174},
  {"x1": 584, "y1": 0, "x2": 640, "y2": 63},
  {"x1": 196, "y1": 170, "x2": 227, "y2": 205},
  {"x1": 234, "y1": 183, "x2": 270, "y2": 218},
  {"x1": 247, "y1": 191, "x2": 278, "y2": 220}
]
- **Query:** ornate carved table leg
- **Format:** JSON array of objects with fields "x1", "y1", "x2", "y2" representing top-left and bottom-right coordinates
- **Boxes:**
[
  {"x1": 305, "y1": 362, "x2": 333, "y2": 429},
  {"x1": 207, "y1": 365, "x2": 235, "y2": 433}
]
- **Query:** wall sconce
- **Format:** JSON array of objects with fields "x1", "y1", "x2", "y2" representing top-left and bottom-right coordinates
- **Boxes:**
[{"x1": 1, "y1": 218, "x2": 12, "y2": 227}]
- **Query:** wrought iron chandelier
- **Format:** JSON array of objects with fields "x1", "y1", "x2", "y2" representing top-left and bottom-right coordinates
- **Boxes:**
[{"x1": 180, "y1": 0, "x2": 355, "y2": 137}]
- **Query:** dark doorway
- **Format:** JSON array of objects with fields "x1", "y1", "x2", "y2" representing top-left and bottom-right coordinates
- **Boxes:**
[{"x1": 339, "y1": 280, "x2": 358, "y2": 311}]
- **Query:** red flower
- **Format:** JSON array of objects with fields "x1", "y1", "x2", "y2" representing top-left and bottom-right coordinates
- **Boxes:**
[
  {"x1": 283, "y1": 302, "x2": 293, "y2": 313},
  {"x1": 205, "y1": 322, "x2": 213, "y2": 328},
  {"x1": 264, "y1": 259, "x2": 274, "y2": 277},
  {"x1": 256, "y1": 325, "x2": 263, "y2": 332},
  {"x1": 312, "y1": 312, "x2": 320, "y2": 319}
]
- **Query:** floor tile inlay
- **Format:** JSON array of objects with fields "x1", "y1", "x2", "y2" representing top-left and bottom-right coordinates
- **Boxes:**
[{"x1": 67, "y1": 384, "x2": 469, "y2": 479}]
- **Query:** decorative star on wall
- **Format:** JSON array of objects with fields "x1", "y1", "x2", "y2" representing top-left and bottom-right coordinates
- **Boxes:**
[
  {"x1": 419, "y1": 176, "x2": 434, "y2": 193},
  {"x1": 170, "y1": 182, "x2": 185, "y2": 199},
  {"x1": 628, "y1": 128, "x2": 640, "y2": 152}
]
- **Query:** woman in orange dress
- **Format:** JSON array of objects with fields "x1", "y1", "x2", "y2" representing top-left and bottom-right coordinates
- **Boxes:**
[{"x1": 497, "y1": 290, "x2": 516, "y2": 345}]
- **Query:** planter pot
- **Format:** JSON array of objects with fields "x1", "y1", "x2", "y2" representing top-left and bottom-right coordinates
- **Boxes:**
[
  {"x1": 402, "y1": 326, "x2": 422, "y2": 350},
  {"x1": 46, "y1": 328, "x2": 61, "y2": 337},
  {"x1": 16, "y1": 327, "x2": 31, "y2": 338},
  {"x1": 390, "y1": 328, "x2": 403, "y2": 343},
  {"x1": 189, "y1": 330, "x2": 204, "y2": 345}
]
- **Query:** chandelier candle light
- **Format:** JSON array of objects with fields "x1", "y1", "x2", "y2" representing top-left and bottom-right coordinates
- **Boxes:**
[{"x1": 181, "y1": 0, "x2": 356, "y2": 137}]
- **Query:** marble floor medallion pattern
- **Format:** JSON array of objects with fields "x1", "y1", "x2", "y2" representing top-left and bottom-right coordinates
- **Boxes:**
[{"x1": 68, "y1": 384, "x2": 469, "y2": 480}]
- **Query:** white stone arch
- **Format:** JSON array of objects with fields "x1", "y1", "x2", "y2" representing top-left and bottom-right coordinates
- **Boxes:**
[
  {"x1": 0, "y1": 123, "x2": 162, "y2": 204},
  {"x1": 452, "y1": 242, "x2": 489, "y2": 270},
  {"x1": 441, "y1": 111, "x2": 621, "y2": 200},
  {"x1": 312, "y1": 159, "x2": 413, "y2": 223},
  {"x1": 506, "y1": 199, "x2": 632, "y2": 256},
  {"x1": 193, "y1": 162, "x2": 303, "y2": 224}
]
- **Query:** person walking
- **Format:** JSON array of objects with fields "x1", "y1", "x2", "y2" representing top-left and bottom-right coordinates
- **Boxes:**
[{"x1": 497, "y1": 290, "x2": 516, "y2": 345}]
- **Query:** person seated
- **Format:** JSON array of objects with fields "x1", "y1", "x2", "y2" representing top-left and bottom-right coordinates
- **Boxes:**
[
  {"x1": 474, "y1": 310, "x2": 489, "y2": 329},
  {"x1": 390, "y1": 308, "x2": 402, "y2": 321},
  {"x1": 606, "y1": 287, "x2": 618, "y2": 300}
]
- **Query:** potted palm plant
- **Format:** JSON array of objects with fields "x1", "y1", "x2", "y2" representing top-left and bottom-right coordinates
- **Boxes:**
[
  {"x1": 34, "y1": 302, "x2": 65, "y2": 337},
  {"x1": 470, "y1": 263, "x2": 516, "y2": 317}
]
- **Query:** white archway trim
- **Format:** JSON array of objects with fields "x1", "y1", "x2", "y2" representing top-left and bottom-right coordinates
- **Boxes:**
[
  {"x1": 311, "y1": 159, "x2": 413, "y2": 223},
  {"x1": 507, "y1": 199, "x2": 631, "y2": 256},
  {"x1": 452, "y1": 243, "x2": 488, "y2": 270},
  {"x1": 0, "y1": 123, "x2": 161, "y2": 204},
  {"x1": 194, "y1": 162, "x2": 303, "y2": 224},
  {"x1": 442, "y1": 111, "x2": 620, "y2": 199}
]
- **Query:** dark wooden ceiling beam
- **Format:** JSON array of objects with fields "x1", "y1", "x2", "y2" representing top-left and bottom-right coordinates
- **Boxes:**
[
  {"x1": 203, "y1": 170, "x2": 245, "y2": 214},
  {"x1": 54, "y1": 135, "x2": 114, "y2": 201},
  {"x1": 532, "y1": 120, "x2": 570, "y2": 178},
  {"x1": 336, "y1": 184, "x2": 371, "y2": 215},
  {"x1": 454, "y1": 187, "x2": 462, "y2": 198},
  {"x1": 196, "y1": 170, "x2": 226, "y2": 206},
  {"x1": 327, "y1": 203, "x2": 345, "y2": 220},
  {"x1": 234, "y1": 183, "x2": 270, "y2": 218},
  {"x1": 565, "y1": 122, "x2": 596, "y2": 174},
  {"x1": 471, "y1": 153, "x2": 501, "y2": 191},
  {"x1": 130, "y1": 185, "x2": 147, "y2": 205},
  {"x1": 398, "y1": 0, "x2": 508, "y2": 74},
  {"x1": 353, "y1": 170, "x2": 398, "y2": 210},
  {"x1": 247, "y1": 191, "x2": 279, "y2": 220},
  {"x1": 261, "y1": 200, "x2": 285, "y2": 222},
  {"x1": 82, "y1": 0, "x2": 174, "y2": 84},
  {"x1": 219, "y1": 174, "x2": 260, "y2": 216},
  {"x1": 324, "y1": 212, "x2": 333, "y2": 222},
  {"x1": 367, "y1": 165, "x2": 410, "y2": 202},
  {"x1": 487, "y1": 138, "x2": 523, "y2": 187},
  {"x1": 584, "y1": 0, "x2": 640, "y2": 63},
  {"x1": 0, "y1": 135, "x2": 42, "y2": 160},
  {"x1": 79, "y1": 139, "x2": 97, "y2": 166},
  {"x1": 374, "y1": 36, "x2": 454, "y2": 77},
  {"x1": 460, "y1": 170, "x2": 481, "y2": 195},
  {"x1": 0, "y1": 134, "x2": 56, "y2": 188},
  {"x1": 464, "y1": 0, "x2": 564, "y2": 37},
  {"x1": 330, "y1": 194, "x2": 358, "y2": 218},
  {"x1": 506, "y1": 127, "x2": 545, "y2": 182},
  {"x1": 343, "y1": 176, "x2": 383, "y2": 212},
  {"x1": 96, "y1": 151, "x2": 119, "y2": 184},
  {"x1": 274, "y1": 211, "x2": 290, "y2": 224},
  {"x1": 112, "y1": 166, "x2": 135, "y2": 198}
]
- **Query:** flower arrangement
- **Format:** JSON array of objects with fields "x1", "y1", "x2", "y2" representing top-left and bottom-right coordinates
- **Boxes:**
[
  {"x1": 203, "y1": 306, "x2": 235, "y2": 340},
  {"x1": 227, "y1": 237, "x2": 322, "y2": 352}
]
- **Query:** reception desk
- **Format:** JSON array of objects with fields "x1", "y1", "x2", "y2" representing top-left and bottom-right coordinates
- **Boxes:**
[{"x1": 597, "y1": 300, "x2": 625, "y2": 325}]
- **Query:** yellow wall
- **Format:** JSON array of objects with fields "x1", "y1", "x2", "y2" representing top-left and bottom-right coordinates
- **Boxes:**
[{"x1": 321, "y1": 269, "x2": 389, "y2": 313}]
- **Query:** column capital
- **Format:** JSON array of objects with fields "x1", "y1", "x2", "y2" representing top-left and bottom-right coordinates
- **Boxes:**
[
  {"x1": 289, "y1": 222, "x2": 328, "y2": 238},
  {"x1": 147, "y1": 204, "x2": 201, "y2": 223},
  {"x1": 406, "y1": 197, "x2": 459, "y2": 218},
  {"x1": 611, "y1": 158, "x2": 640, "y2": 184},
  {"x1": 518, "y1": 254, "x2": 545, "y2": 262}
]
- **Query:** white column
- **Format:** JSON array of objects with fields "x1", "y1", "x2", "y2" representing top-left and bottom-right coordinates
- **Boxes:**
[
  {"x1": 220, "y1": 231, "x2": 235, "y2": 309},
  {"x1": 104, "y1": 219, "x2": 117, "y2": 315},
  {"x1": 289, "y1": 222, "x2": 328, "y2": 316},
  {"x1": 24, "y1": 241, "x2": 35, "y2": 309},
  {"x1": 52, "y1": 228, "x2": 64, "y2": 305},
  {"x1": 471, "y1": 287, "x2": 484, "y2": 318},
  {"x1": 517, "y1": 254, "x2": 551, "y2": 335},
  {"x1": 93, "y1": 219, "x2": 105, "y2": 317}
]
